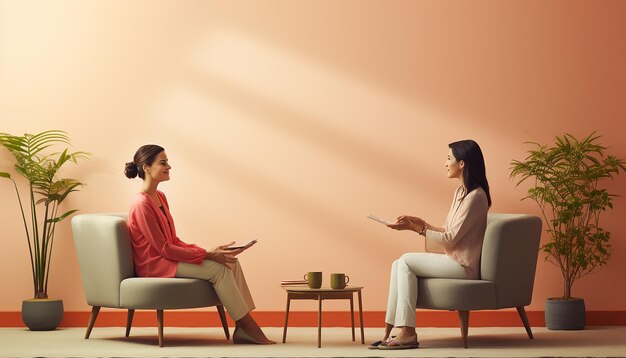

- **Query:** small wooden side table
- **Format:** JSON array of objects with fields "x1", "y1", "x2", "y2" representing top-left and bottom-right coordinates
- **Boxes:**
[{"x1": 281, "y1": 285, "x2": 364, "y2": 348}]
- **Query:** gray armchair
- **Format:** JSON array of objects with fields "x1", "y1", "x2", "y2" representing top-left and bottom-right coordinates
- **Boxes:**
[
  {"x1": 416, "y1": 213, "x2": 542, "y2": 348},
  {"x1": 71, "y1": 213, "x2": 229, "y2": 347}
]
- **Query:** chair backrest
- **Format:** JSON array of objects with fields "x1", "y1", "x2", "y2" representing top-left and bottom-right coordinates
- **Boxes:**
[
  {"x1": 480, "y1": 213, "x2": 542, "y2": 308},
  {"x1": 71, "y1": 213, "x2": 133, "y2": 308}
]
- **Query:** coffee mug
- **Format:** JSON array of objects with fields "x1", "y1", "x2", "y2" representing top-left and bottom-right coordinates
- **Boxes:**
[
  {"x1": 304, "y1": 271, "x2": 322, "y2": 289},
  {"x1": 330, "y1": 273, "x2": 350, "y2": 289}
]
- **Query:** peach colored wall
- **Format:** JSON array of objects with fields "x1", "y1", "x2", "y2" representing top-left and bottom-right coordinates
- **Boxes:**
[{"x1": 1, "y1": 0, "x2": 625, "y2": 314}]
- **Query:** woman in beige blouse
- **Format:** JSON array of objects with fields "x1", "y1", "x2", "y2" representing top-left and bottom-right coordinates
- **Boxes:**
[{"x1": 375, "y1": 139, "x2": 491, "y2": 350}]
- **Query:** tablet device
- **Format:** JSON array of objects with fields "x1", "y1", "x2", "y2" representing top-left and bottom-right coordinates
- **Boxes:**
[
  {"x1": 367, "y1": 214, "x2": 394, "y2": 226},
  {"x1": 226, "y1": 239, "x2": 258, "y2": 250}
]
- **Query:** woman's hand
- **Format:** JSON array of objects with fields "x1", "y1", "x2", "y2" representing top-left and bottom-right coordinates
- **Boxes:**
[
  {"x1": 388, "y1": 215, "x2": 426, "y2": 233},
  {"x1": 206, "y1": 241, "x2": 243, "y2": 268}
]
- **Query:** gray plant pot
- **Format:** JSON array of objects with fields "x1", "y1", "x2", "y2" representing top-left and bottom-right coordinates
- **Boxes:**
[
  {"x1": 21, "y1": 299, "x2": 64, "y2": 331},
  {"x1": 545, "y1": 297, "x2": 585, "y2": 330}
]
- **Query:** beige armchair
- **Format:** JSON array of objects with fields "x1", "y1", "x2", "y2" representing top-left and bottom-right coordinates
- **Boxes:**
[
  {"x1": 417, "y1": 213, "x2": 542, "y2": 348},
  {"x1": 71, "y1": 213, "x2": 229, "y2": 347}
]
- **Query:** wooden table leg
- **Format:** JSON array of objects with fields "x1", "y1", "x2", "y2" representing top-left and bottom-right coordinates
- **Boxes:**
[
  {"x1": 318, "y1": 294, "x2": 322, "y2": 348},
  {"x1": 350, "y1": 296, "x2": 355, "y2": 341},
  {"x1": 282, "y1": 295, "x2": 291, "y2": 343},
  {"x1": 358, "y1": 290, "x2": 364, "y2": 344}
]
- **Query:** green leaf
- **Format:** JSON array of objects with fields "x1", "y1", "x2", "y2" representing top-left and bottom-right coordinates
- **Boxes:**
[
  {"x1": 47, "y1": 209, "x2": 79, "y2": 223},
  {"x1": 0, "y1": 172, "x2": 11, "y2": 179}
]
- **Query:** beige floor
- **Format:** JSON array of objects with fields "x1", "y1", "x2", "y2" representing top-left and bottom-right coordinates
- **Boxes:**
[{"x1": 0, "y1": 326, "x2": 625, "y2": 357}]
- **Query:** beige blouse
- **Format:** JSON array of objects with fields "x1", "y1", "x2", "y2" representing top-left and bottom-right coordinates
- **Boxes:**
[{"x1": 425, "y1": 186, "x2": 489, "y2": 279}]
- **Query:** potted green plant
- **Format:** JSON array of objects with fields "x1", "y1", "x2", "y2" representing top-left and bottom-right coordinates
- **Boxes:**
[
  {"x1": 0, "y1": 130, "x2": 90, "y2": 330},
  {"x1": 510, "y1": 132, "x2": 625, "y2": 330}
]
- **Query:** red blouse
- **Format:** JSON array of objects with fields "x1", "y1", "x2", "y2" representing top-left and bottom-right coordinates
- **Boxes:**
[{"x1": 128, "y1": 191, "x2": 206, "y2": 277}]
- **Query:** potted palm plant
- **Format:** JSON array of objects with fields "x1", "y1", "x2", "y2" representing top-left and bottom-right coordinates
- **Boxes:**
[
  {"x1": 510, "y1": 132, "x2": 625, "y2": 330},
  {"x1": 0, "y1": 130, "x2": 90, "y2": 330}
]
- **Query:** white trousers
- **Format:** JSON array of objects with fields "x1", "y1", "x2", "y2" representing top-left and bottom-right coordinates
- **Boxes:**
[
  {"x1": 385, "y1": 253, "x2": 468, "y2": 327},
  {"x1": 176, "y1": 260, "x2": 255, "y2": 321}
]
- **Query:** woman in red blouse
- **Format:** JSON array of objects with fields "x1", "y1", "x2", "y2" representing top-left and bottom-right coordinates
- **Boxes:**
[{"x1": 124, "y1": 144, "x2": 274, "y2": 345}]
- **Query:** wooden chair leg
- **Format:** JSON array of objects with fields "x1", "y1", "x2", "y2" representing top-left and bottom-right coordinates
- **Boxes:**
[
  {"x1": 157, "y1": 310, "x2": 164, "y2": 347},
  {"x1": 457, "y1": 310, "x2": 470, "y2": 348},
  {"x1": 516, "y1": 306, "x2": 534, "y2": 339},
  {"x1": 85, "y1": 306, "x2": 100, "y2": 339},
  {"x1": 216, "y1": 305, "x2": 230, "y2": 340},
  {"x1": 125, "y1": 309, "x2": 135, "y2": 337}
]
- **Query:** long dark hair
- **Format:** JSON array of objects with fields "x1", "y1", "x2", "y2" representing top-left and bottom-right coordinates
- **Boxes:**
[
  {"x1": 449, "y1": 140, "x2": 491, "y2": 207},
  {"x1": 124, "y1": 144, "x2": 164, "y2": 180}
]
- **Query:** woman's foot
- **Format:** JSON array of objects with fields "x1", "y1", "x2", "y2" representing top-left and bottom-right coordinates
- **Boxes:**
[
  {"x1": 379, "y1": 333, "x2": 418, "y2": 349},
  {"x1": 234, "y1": 314, "x2": 276, "y2": 344},
  {"x1": 378, "y1": 335, "x2": 419, "y2": 350},
  {"x1": 233, "y1": 327, "x2": 275, "y2": 344},
  {"x1": 384, "y1": 334, "x2": 417, "y2": 345}
]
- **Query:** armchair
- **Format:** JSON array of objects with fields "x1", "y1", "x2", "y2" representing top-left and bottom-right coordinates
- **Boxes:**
[
  {"x1": 416, "y1": 213, "x2": 542, "y2": 348},
  {"x1": 71, "y1": 213, "x2": 229, "y2": 347}
]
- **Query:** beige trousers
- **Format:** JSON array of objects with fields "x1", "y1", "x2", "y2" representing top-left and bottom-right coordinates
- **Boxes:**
[
  {"x1": 385, "y1": 253, "x2": 468, "y2": 327},
  {"x1": 176, "y1": 260, "x2": 255, "y2": 321}
]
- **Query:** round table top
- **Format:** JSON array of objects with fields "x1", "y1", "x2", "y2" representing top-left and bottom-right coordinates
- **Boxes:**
[{"x1": 280, "y1": 284, "x2": 363, "y2": 292}]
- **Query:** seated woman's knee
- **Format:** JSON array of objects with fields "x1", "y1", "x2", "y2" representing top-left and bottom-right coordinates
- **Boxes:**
[{"x1": 399, "y1": 253, "x2": 415, "y2": 263}]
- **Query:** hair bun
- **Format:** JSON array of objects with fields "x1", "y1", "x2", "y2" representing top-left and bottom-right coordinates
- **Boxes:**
[{"x1": 124, "y1": 161, "x2": 138, "y2": 179}]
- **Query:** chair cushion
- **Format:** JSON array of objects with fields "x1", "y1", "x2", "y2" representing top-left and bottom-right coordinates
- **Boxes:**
[
  {"x1": 416, "y1": 278, "x2": 496, "y2": 310},
  {"x1": 120, "y1": 278, "x2": 222, "y2": 309}
]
